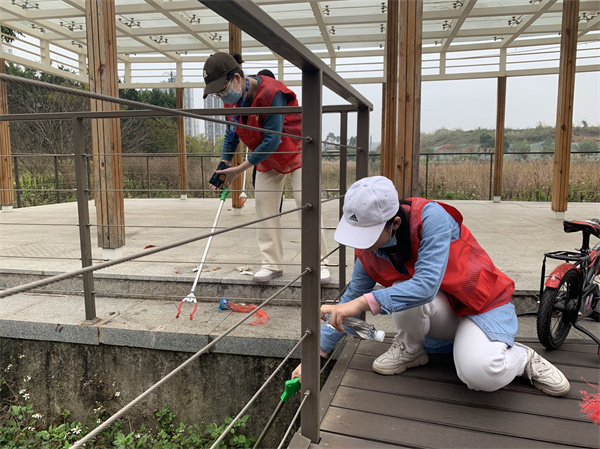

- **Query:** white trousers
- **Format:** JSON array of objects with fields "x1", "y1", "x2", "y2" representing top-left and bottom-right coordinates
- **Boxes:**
[
  {"x1": 254, "y1": 168, "x2": 328, "y2": 271},
  {"x1": 392, "y1": 291, "x2": 529, "y2": 392}
]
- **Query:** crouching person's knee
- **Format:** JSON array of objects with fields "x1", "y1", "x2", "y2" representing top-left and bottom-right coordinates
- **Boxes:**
[{"x1": 455, "y1": 350, "x2": 509, "y2": 392}]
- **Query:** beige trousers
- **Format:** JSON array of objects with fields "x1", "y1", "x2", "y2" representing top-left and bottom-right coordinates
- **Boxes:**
[{"x1": 254, "y1": 168, "x2": 329, "y2": 271}]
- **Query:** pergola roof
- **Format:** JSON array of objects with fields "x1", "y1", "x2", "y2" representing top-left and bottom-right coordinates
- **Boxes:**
[{"x1": 1, "y1": 0, "x2": 599, "y2": 89}]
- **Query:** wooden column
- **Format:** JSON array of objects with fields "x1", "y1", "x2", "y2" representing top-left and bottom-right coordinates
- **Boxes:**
[
  {"x1": 0, "y1": 58, "x2": 14, "y2": 210},
  {"x1": 492, "y1": 76, "x2": 506, "y2": 202},
  {"x1": 396, "y1": 0, "x2": 423, "y2": 198},
  {"x1": 552, "y1": 0, "x2": 579, "y2": 216},
  {"x1": 229, "y1": 23, "x2": 245, "y2": 211},
  {"x1": 380, "y1": 0, "x2": 399, "y2": 181},
  {"x1": 85, "y1": 0, "x2": 125, "y2": 252},
  {"x1": 176, "y1": 87, "x2": 187, "y2": 199}
]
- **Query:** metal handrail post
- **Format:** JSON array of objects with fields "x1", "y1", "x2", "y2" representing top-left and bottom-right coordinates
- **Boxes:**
[
  {"x1": 54, "y1": 155, "x2": 60, "y2": 204},
  {"x1": 356, "y1": 106, "x2": 370, "y2": 180},
  {"x1": 13, "y1": 155, "x2": 21, "y2": 208},
  {"x1": 72, "y1": 117, "x2": 97, "y2": 322},
  {"x1": 146, "y1": 156, "x2": 151, "y2": 199},
  {"x1": 300, "y1": 67, "x2": 322, "y2": 443},
  {"x1": 425, "y1": 154, "x2": 429, "y2": 198},
  {"x1": 339, "y1": 111, "x2": 348, "y2": 292},
  {"x1": 489, "y1": 153, "x2": 493, "y2": 201}
]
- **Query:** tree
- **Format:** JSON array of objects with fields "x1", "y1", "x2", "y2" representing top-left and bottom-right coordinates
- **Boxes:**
[
  {"x1": 1, "y1": 26, "x2": 23, "y2": 44},
  {"x1": 479, "y1": 132, "x2": 494, "y2": 150}
]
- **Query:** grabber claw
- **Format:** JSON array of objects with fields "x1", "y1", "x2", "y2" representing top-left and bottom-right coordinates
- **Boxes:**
[{"x1": 176, "y1": 293, "x2": 198, "y2": 320}]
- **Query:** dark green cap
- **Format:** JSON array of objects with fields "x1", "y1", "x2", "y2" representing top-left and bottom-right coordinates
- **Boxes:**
[{"x1": 203, "y1": 52, "x2": 239, "y2": 98}]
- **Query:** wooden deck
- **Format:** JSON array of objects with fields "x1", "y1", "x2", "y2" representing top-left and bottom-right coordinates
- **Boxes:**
[{"x1": 291, "y1": 337, "x2": 600, "y2": 448}]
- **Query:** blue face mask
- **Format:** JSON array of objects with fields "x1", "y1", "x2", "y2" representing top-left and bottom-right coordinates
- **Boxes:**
[
  {"x1": 381, "y1": 230, "x2": 397, "y2": 248},
  {"x1": 219, "y1": 84, "x2": 242, "y2": 104}
]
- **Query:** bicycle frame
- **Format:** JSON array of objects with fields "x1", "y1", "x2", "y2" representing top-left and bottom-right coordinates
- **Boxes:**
[{"x1": 539, "y1": 236, "x2": 600, "y2": 344}]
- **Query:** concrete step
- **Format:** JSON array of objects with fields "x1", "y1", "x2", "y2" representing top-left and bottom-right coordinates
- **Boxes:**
[{"x1": 0, "y1": 268, "x2": 539, "y2": 313}]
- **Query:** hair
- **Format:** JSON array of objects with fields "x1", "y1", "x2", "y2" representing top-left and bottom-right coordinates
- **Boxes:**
[
  {"x1": 226, "y1": 52, "x2": 245, "y2": 81},
  {"x1": 257, "y1": 69, "x2": 275, "y2": 79},
  {"x1": 230, "y1": 52, "x2": 244, "y2": 65},
  {"x1": 383, "y1": 200, "x2": 412, "y2": 261}
]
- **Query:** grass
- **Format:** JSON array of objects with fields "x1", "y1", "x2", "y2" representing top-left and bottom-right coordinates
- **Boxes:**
[{"x1": 8, "y1": 153, "x2": 600, "y2": 206}]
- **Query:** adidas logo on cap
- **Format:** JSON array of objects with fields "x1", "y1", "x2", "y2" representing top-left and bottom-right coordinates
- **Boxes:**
[{"x1": 349, "y1": 213, "x2": 358, "y2": 222}]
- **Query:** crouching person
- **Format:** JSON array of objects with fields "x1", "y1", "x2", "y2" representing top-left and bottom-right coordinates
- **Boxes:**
[{"x1": 292, "y1": 176, "x2": 569, "y2": 397}]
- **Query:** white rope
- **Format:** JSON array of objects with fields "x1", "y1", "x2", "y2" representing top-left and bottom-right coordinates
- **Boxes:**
[
  {"x1": 209, "y1": 330, "x2": 311, "y2": 449},
  {"x1": 70, "y1": 268, "x2": 310, "y2": 449}
]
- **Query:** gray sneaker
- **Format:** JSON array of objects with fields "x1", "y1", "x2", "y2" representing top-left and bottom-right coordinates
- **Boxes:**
[
  {"x1": 372, "y1": 339, "x2": 428, "y2": 375},
  {"x1": 515, "y1": 342, "x2": 570, "y2": 396},
  {"x1": 252, "y1": 268, "x2": 283, "y2": 283}
]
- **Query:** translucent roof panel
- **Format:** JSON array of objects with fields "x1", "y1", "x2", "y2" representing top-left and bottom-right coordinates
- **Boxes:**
[{"x1": 0, "y1": 0, "x2": 596, "y2": 87}]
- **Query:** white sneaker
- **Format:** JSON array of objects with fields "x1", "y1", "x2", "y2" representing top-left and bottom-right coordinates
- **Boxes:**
[
  {"x1": 320, "y1": 267, "x2": 332, "y2": 284},
  {"x1": 252, "y1": 268, "x2": 283, "y2": 283},
  {"x1": 515, "y1": 342, "x2": 570, "y2": 396},
  {"x1": 372, "y1": 339, "x2": 428, "y2": 375}
]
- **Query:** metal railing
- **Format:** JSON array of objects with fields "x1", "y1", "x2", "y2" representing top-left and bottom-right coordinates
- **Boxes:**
[
  {"x1": 1, "y1": 63, "x2": 370, "y2": 449},
  {"x1": 9, "y1": 148, "x2": 599, "y2": 208}
]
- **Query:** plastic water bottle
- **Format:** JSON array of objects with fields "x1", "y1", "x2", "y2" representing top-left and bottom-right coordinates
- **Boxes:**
[{"x1": 324, "y1": 314, "x2": 385, "y2": 342}]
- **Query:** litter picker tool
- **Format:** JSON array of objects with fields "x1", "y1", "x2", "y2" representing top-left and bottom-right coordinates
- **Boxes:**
[
  {"x1": 252, "y1": 377, "x2": 301, "y2": 449},
  {"x1": 176, "y1": 187, "x2": 230, "y2": 320}
]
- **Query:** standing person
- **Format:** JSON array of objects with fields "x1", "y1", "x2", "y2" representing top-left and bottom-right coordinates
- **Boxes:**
[
  {"x1": 203, "y1": 52, "x2": 331, "y2": 284},
  {"x1": 292, "y1": 176, "x2": 570, "y2": 397}
]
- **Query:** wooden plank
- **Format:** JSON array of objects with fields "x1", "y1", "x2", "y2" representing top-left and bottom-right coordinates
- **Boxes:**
[
  {"x1": 332, "y1": 386, "x2": 599, "y2": 448},
  {"x1": 341, "y1": 368, "x2": 592, "y2": 420},
  {"x1": 411, "y1": 0, "x2": 423, "y2": 196},
  {"x1": 85, "y1": 0, "x2": 125, "y2": 249},
  {"x1": 380, "y1": 0, "x2": 399, "y2": 181},
  {"x1": 356, "y1": 338, "x2": 600, "y2": 369},
  {"x1": 229, "y1": 23, "x2": 245, "y2": 210},
  {"x1": 493, "y1": 76, "x2": 506, "y2": 199},
  {"x1": 176, "y1": 87, "x2": 187, "y2": 195},
  {"x1": 395, "y1": 0, "x2": 406, "y2": 192},
  {"x1": 552, "y1": 0, "x2": 579, "y2": 213},
  {"x1": 0, "y1": 58, "x2": 14, "y2": 207},
  {"x1": 349, "y1": 352, "x2": 600, "y2": 386},
  {"x1": 321, "y1": 407, "x2": 569, "y2": 448},
  {"x1": 319, "y1": 338, "x2": 358, "y2": 425},
  {"x1": 311, "y1": 431, "x2": 410, "y2": 449},
  {"x1": 401, "y1": 0, "x2": 415, "y2": 198}
]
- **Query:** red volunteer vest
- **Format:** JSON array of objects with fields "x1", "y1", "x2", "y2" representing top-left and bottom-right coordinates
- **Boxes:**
[
  {"x1": 226, "y1": 76, "x2": 302, "y2": 174},
  {"x1": 356, "y1": 198, "x2": 514, "y2": 316}
]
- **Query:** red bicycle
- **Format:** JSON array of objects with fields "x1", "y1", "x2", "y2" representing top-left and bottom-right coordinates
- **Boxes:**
[{"x1": 536, "y1": 218, "x2": 600, "y2": 350}]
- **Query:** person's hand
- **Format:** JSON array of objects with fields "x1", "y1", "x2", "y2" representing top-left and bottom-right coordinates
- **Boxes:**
[
  {"x1": 214, "y1": 165, "x2": 241, "y2": 187},
  {"x1": 321, "y1": 296, "x2": 369, "y2": 333},
  {"x1": 209, "y1": 161, "x2": 232, "y2": 191},
  {"x1": 291, "y1": 363, "x2": 301, "y2": 382}
]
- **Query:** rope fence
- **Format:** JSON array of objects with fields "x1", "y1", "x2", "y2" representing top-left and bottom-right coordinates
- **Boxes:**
[
  {"x1": 0, "y1": 73, "x2": 310, "y2": 143},
  {"x1": 0, "y1": 71, "x2": 358, "y2": 447},
  {"x1": 71, "y1": 269, "x2": 310, "y2": 449}
]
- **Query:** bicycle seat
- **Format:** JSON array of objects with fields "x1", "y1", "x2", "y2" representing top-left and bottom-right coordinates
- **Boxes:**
[{"x1": 563, "y1": 219, "x2": 600, "y2": 239}]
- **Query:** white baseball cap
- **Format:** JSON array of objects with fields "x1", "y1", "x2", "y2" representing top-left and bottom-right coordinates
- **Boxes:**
[{"x1": 334, "y1": 176, "x2": 399, "y2": 249}]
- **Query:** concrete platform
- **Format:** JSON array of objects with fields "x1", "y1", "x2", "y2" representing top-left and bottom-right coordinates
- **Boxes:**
[{"x1": 1, "y1": 198, "x2": 599, "y2": 356}]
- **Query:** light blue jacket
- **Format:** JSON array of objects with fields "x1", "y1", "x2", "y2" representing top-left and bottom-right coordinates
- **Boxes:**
[{"x1": 320, "y1": 202, "x2": 518, "y2": 355}]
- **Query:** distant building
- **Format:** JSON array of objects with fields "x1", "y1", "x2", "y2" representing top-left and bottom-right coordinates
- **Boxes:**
[
  {"x1": 183, "y1": 88, "x2": 199, "y2": 137},
  {"x1": 204, "y1": 95, "x2": 227, "y2": 144},
  {"x1": 163, "y1": 73, "x2": 199, "y2": 137}
]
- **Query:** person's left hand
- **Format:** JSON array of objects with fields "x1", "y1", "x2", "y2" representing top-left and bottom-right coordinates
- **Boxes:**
[
  {"x1": 320, "y1": 296, "x2": 369, "y2": 333},
  {"x1": 214, "y1": 166, "x2": 240, "y2": 187}
]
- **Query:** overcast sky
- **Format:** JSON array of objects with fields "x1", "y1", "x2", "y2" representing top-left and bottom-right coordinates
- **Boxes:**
[
  {"x1": 197, "y1": 71, "x2": 599, "y2": 143},
  {"x1": 321, "y1": 71, "x2": 600, "y2": 142}
]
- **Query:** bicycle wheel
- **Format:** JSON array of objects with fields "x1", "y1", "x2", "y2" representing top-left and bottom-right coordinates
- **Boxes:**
[{"x1": 537, "y1": 268, "x2": 581, "y2": 350}]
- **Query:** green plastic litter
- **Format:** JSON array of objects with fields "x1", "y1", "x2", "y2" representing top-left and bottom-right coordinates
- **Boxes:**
[
  {"x1": 280, "y1": 378, "x2": 301, "y2": 402},
  {"x1": 219, "y1": 187, "x2": 231, "y2": 201}
]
